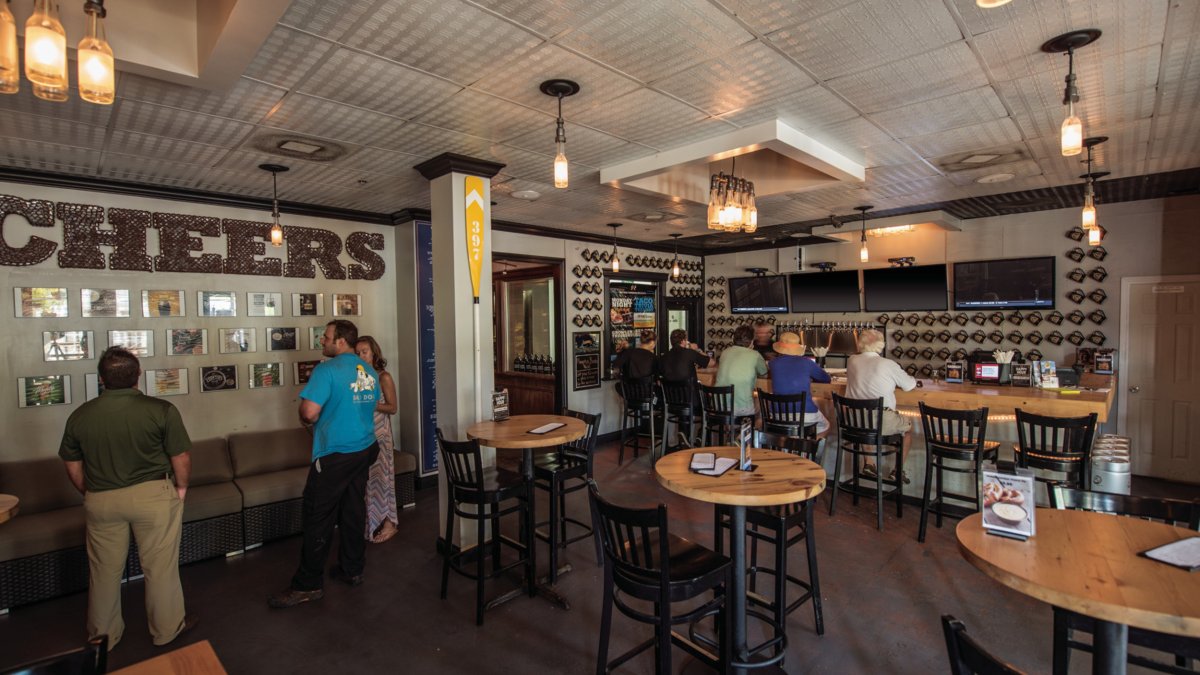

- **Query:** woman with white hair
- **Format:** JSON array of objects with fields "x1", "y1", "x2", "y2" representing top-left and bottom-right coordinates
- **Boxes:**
[{"x1": 844, "y1": 328, "x2": 918, "y2": 483}]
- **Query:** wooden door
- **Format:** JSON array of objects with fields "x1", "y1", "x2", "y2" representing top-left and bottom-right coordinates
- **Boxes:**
[{"x1": 1120, "y1": 276, "x2": 1200, "y2": 482}]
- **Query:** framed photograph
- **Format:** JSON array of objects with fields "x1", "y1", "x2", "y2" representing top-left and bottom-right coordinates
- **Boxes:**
[
  {"x1": 142, "y1": 290, "x2": 185, "y2": 318},
  {"x1": 81, "y1": 288, "x2": 130, "y2": 318},
  {"x1": 247, "y1": 292, "x2": 284, "y2": 317},
  {"x1": 294, "y1": 360, "x2": 321, "y2": 385},
  {"x1": 219, "y1": 328, "x2": 257, "y2": 354},
  {"x1": 84, "y1": 373, "x2": 104, "y2": 401},
  {"x1": 18, "y1": 375, "x2": 72, "y2": 407},
  {"x1": 15, "y1": 287, "x2": 68, "y2": 318},
  {"x1": 43, "y1": 331, "x2": 94, "y2": 361},
  {"x1": 309, "y1": 326, "x2": 326, "y2": 350},
  {"x1": 292, "y1": 293, "x2": 324, "y2": 317},
  {"x1": 249, "y1": 362, "x2": 283, "y2": 388},
  {"x1": 267, "y1": 327, "x2": 299, "y2": 351},
  {"x1": 167, "y1": 328, "x2": 208, "y2": 356},
  {"x1": 333, "y1": 293, "x2": 361, "y2": 317},
  {"x1": 145, "y1": 368, "x2": 188, "y2": 397},
  {"x1": 197, "y1": 291, "x2": 237, "y2": 317},
  {"x1": 200, "y1": 365, "x2": 238, "y2": 392},
  {"x1": 108, "y1": 329, "x2": 154, "y2": 357}
]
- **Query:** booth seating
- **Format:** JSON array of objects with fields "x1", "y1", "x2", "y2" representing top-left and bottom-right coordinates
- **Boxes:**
[{"x1": 228, "y1": 428, "x2": 313, "y2": 548}]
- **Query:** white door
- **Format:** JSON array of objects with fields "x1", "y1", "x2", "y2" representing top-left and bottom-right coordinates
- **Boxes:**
[{"x1": 1120, "y1": 276, "x2": 1200, "y2": 483}]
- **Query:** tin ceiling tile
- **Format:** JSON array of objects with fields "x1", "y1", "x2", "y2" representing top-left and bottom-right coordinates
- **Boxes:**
[
  {"x1": 114, "y1": 100, "x2": 255, "y2": 147},
  {"x1": 99, "y1": 153, "x2": 206, "y2": 185},
  {"x1": 865, "y1": 162, "x2": 942, "y2": 187},
  {"x1": 468, "y1": 0, "x2": 613, "y2": 38},
  {"x1": 193, "y1": 168, "x2": 277, "y2": 198},
  {"x1": 826, "y1": 42, "x2": 988, "y2": 114},
  {"x1": 278, "y1": 0, "x2": 378, "y2": 41},
  {"x1": 376, "y1": 122, "x2": 493, "y2": 160},
  {"x1": 873, "y1": 86, "x2": 1008, "y2": 139},
  {"x1": 471, "y1": 43, "x2": 641, "y2": 112},
  {"x1": 571, "y1": 87, "x2": 710, "y2": 146},
  {"x1": 333, "y1": 146, "x2": 428, "y2": 179},
  {"x1": 106, "y1": 131, "x2": 230, "y2": 168},
  {"x1": 943, "y1": 159, "x2": 1043, "y2": 187},
  {"x1": 717, "y1": 0, "x2": 859, "y2": 36},
  {"x1": 638, "y1": 117, "x2": 740, "y2": 152},
  {"x1": 0, "y1": 138, "x2": 100, "y2": 174},
  {"x1": 409, "y1": 89, "x2": 550, "y2": 143},
  {"x1": 653, "y1": 41, "x2": 816, "y2": 117},
  {"x1": 298, "y1": 48, "x2": 462, "y2": 121},
  {"x1": 0, "y1": 86, "x2": 113, "y2": 127},
  {"x1": 262, "y1": 94, "x2": 408, "y2": 148},
  {"x1": 214, "y1": 149, "x2": 383, "y2": 189},
  {"x1": 0, "y1": 110, "x2": 107, "y2": 150},
  {"x1": 243, "y1": 26, "x2": 336, "y2": 90},
  {"x1": 117, "y1": 76, "x2": 286, "y2": 123},
  {"x1": 503, "y1": 123, "x2": 648, "y2": 168},
  {"x1": 904, "y1": 118, "x2": 1023, "y2": 159},
  {"x1": 717, "y1": 85, "x2": 859, "y2": 130},
  {"x1": 958, "y1": 175, "x2": 1052, "y2": 198}
]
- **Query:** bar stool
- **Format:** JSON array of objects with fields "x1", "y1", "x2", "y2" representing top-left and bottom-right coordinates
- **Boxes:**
[
  {"x1": 658, "y1": 379, "x2": 698, "y2": 455},
  {"x1": 437, "y1": 429, "x2": 533, "y2": 626},
  {"x1": 698, "y1": 383, "x2": 738, "y2": 446},
  {"x1": 1013, "y1": 409, "x2": 1098, "y2": 491},
  {"x1": 617, "y1": 378, "x2": 659, "y2": 464},
  {"x1": 532, "y1": 409, "x2": 601, "y2": 583},
  {"x1": 757, "y1": 389, "x2": 817, "y2": 439},
  {"x1": 828, "y1": 394, "x2": 906, "y2": 531},
  {"x1": 917, "y1": 403, "x2": 999, "y2": 543}
]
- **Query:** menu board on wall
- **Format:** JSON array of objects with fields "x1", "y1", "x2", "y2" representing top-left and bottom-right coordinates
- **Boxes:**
[
  {"x1": 607, "y1": 280, "x2": 658, "y2": 377},
  {"x1": 416, "y1": 220, "x2": 439, "y2": 476},
  {"x1": 572, "y1": 331, "x2": 600, "y2": 391}
]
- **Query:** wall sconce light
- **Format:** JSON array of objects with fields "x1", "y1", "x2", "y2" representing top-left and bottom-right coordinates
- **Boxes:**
[
  {"x1": 260, "y1": 164, "x2": 289, "y2": 248},
  {"x1": 669, "y1": 233, "x2": 682, "y2": 280},
  {"x1": 855, "y1": 205, "x2": 873, "y2": 263},
  {"x1": 540, "y1": 79, "x2": 580, "y2": 189},
  {"x1": 608, "y1": 223, "x2": 621, "y2": 273},
  {"x1": 1042, "y1": 29, "x2": 1101, "y2": 157}
]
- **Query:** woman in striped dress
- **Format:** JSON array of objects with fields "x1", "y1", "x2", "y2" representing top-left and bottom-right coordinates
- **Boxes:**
[{"x1": 356, "y1": 336, "x2": 398, "y2": 543}]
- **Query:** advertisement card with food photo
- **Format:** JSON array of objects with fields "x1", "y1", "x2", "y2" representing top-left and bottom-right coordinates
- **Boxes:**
[{"x1": 980, "y1": 468, "x2": 1036, "y2": 540}]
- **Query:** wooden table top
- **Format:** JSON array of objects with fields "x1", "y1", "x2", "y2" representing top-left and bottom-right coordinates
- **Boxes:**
[
  {"x1": 0, "y1": 494, "x2": 18, "y2": 524},
  {"x1": 111, "y1": 640, "x2": 227, "y2": 675},
  {"x1": 466, "y1": 414, "x2": 586, "y2": 449},
  {"x1": 957, "y1": 509, "x2": 1200, "y2": 637},
  {"x1": 655, "y1": 447, "x2": 826, "y2": 507}
]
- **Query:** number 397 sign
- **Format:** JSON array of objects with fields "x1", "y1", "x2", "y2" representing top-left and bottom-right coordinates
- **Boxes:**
[{"x1": 464, "y1": 175, "x2": 486, "y2": 302}]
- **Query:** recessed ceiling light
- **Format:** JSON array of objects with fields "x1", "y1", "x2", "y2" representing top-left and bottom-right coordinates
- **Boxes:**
[
  {"x1": 279, "y1": 140, "x2": 323, "y2": 155},
  {"x1": 511, "y1": 190, "x2": 541, "y2": 200},
  {"x1": 962, "y1": 153, "x2": 1001, "y2": 164},
  {"x1": 976, "y1": 172, "x2": 1015, "y2": 184}
]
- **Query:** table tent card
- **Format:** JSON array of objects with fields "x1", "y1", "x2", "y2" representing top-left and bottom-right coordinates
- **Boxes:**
[
  {"x1": 738, "y1": 418, "x2": 754, "y2": 471},
  {"x1": 980, "y1": 467, "x2": 1036, "y2": 540}
]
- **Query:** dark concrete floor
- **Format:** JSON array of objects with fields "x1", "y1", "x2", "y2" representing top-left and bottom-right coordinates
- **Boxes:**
[{"x1": 1, "y1": 442, "x2": 1193, "y2": 674}]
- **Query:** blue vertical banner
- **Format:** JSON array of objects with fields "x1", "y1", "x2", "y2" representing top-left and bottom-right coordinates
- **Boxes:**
[{"x1": 415, "y1": 220, "x2": 438, "y2": 475}]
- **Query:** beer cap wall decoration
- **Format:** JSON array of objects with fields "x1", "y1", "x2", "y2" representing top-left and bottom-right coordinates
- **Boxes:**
[
  {"x1": 1088, "y1": 266, "x2": 1108, "y2": 282},
  {"x1": 1047, "y1": 310, "x2": 1065, "y2": 325},
  {"x1": 1067, "y1": 268, "x2": 1087, "y2": 282},
  {"x1": 1067, "y1": 288, "x2": 1086, "y2": 304},
  {"x1": 1087, "y1": 331, "x2": 1107, "y2": 345},
  {"x1": 1067, "y1": 310, "x2": 1086, "y2": 325},
  {"x1": 1026, "y1": 311, "x2": 1044, "y2": 325},
  {"x1": 1066, "y1": 226, "x2": 1085, "y2": 241},
  {"x1": 1088, "y1": 309, "x2": 1106, "y2": 324},
  {"x1": 1027, "y1": 331, "x2": 1044, "y2": 344},
  {"x1": 1047, "y1": 331, "x2": 1064, "y2": 345},
  {"x1": 1066, "y1": 247, "x2": 1086, "y2": 262},
  {"x1": 1087, "y1": 246, "x2": 1108, "y2": 261},
  {"x1": 1088, "y1": 289, "x2": 1107, "y2": 304},
  {"x1": 1067, "y1": 330, "x2": 1086, "y2": 345}
]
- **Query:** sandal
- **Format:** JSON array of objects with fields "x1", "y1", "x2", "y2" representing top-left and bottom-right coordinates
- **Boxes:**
[
  {"x1": 862, "y1": 463, "x2": 878, "y2": 479},
  {"x1": 887, "y1": 469, "x2": 912, "y2": 485},
  {"x1": 370, "y1": 522, "x2": 397, "y2": 544}
]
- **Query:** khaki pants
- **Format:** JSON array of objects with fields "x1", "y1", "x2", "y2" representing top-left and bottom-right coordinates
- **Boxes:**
[{"x1": 84, "y1": 478, "x2": 185, "y2": 648}]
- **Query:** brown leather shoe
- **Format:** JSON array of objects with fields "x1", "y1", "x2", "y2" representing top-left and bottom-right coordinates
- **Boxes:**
[
  {"x1": 155, "y1": 613, "x2": 198, "y2": 646},
  {"x1": 330, "y1": 566, "x2": 364, "y2": 587},
  {"x1": 267, "y1": 588, "x2": 324, "y2": 609}
]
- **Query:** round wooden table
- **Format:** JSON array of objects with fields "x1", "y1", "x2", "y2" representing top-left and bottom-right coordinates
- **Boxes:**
[
  {"x1": 656, "y1": 447, "x2": 826, "y2": 672},
  {"x1": 957, "y1": 509, "x2": 1200, "y2": 675},
  {"x1": 466, "y1": 414, "x2": 586, "y2": 608},
  {"x1": 0, "y1": 494, "x2": 18, "y2": 525}
]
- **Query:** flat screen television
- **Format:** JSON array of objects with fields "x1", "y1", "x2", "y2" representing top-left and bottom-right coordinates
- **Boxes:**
[
  {"x1": 728, "y1": 275, "x2": 789, "y2": 314},
  {"x1": 862, "y1": 264, "x2": 948, "y2": 311},
  {"x1": 788, "y1": 271, "x2": 861, "y2": 313},
  {"x1": 953, "y1": 257, "x2": 1055, "y2": 310}
]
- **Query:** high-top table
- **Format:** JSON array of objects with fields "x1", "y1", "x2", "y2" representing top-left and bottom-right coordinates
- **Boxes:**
[
  {"x1": 957, "y1": 509, "x2": 1200, "y2": 675},
  {"x1": 466, "y1": 414, "x2": 586, "y2": 610},
  {"x1": 656, "y1": 446, "x2": 826, "y2": 672},
  {"x1": 0, "y1": 494, "x2": 18, "y2": 524},
  {"x1": 111, "y1": 640, "x2": 227, "y2": 674}
]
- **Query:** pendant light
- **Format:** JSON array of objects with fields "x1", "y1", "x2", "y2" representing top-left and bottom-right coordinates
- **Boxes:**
[
  {"x1": 976, "y1": 0, "x2": 1013, "y2": 7},
  {"x1": 77, "y1": 0, "x2": 113, "y2": 105},
  {"x1": 1079, "y1": 137, "x2": 1109, "y2": 247},
  {"x1": 855, "y1": 205, "x2": 873, "y2": 263},
  {"x1": 25, "y1": 0, "x2": 67, "y2": 101},
  {"x1": 1, "y1": 1, "x2": 17, "y2": 94},
  {"x1": 260, "y1": 164, "x2": 289, "y2": 247},
  {"x1": 1042, "y1": 30, "x2": 1101, "y2": 157},
  {"x1": 608, "y1": 223, "x2": 621, "y2": 273},
  {"x1": 669, "y1": 233, "x2": 682, "y2": 280},
  {"x1": 540, "y1": 79, "x2": 580, "y2": 189}
]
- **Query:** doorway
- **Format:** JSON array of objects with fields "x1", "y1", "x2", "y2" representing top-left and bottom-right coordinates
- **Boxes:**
[
  {"x1": 666, "y1": 297, "x2": 703, "y2": 349},
  {"x1": 493, "y1": 255, "x2": 565, "y2": 415}
]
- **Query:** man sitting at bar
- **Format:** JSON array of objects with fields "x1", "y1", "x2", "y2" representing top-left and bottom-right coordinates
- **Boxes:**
[
  {"x1": 612, "y1": 329, "x2": 658, "y2": 383},
  {"x1": 768, "y1": 332, "x2": 832, "y2": 440},
  {"x1": 659, "y1": 329, "x2": 714, "y2": 387},
  {"x1": 716, "y1": 325, "x2": 768, "y2": 418},
  {"x1": 752, "y1": 320, "x2": 776, "y2": 360},
  {"x1": 845, "y1": 328, "x2": 917, "y2": 483}
]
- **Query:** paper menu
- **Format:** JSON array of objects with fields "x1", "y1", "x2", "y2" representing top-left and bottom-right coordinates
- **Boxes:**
[
  {"x1": 690, "y1": 452, "x2": 737, "y2": 477},
  {"x1": 1142, "y1": 538, "x2": 1200, "y2": 571}
]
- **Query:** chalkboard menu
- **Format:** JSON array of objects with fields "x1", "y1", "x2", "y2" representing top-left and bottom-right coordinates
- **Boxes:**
[{"x1": 572, "y1": 331, "x2": 600, "y2": 391}]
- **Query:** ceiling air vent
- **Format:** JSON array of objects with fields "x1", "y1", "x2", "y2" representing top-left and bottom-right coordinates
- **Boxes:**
[
  {"x1": 248, "y1": 132, "x2": 355, "y2": 163},
  {"x1": 935, "y1": 146, "x2": 1027, "y2": 173}
]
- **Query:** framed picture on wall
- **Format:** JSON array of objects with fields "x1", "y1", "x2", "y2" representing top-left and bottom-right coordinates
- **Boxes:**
[
  {"x1": 332, "y1": 293, "x2": 361, "y2": 316},
  {"x1": 309, "y1": 326, "x2": 325, "y2": 350},
  {"x1": 198, "y1": 291, "x2": 237, "y2": 317},
  {"x1": 200, "y1": 365, "x2": 238, "y2": 392},
  {"x1": 15, "y1": 287, "x2": 68, "y2": 318},
  {"x1": 84, "y1": 373, "x2": 103, "y2": 401},
  {"x1": 247, "y1": 292, "x2": 283, "y2": 317},
  {"x1": 167, "y1": 328, "x2": 208, "y2": 356},
  {"x1": 267, "y1": 327, "x2": 298, "y2": 351},
  {"x1": 81, "y1": 288, "x2": 130, "y2": 317},
  {"x1": 292, "y1": 293, "x2": 324, "y2": 317},
  {"x1": 248, "y1": 362, "x2": 283, "y2": 388},
  {"x1": 145, "y1": 368, "x2": 188, "y2": 397},
  {"x1": 294, "y1": 360, "x2": 321, "y2": 385},
  {"x1": 142, "y1": 290, "x2": 185, "y2": 318},
  {"x1": 108, "y1": 329, "x2": 154, "y2": 357},
  {"x1": 17, "y1": 375, "x2": 72, "y2": 407},
  {"x1": 219, "y1": 328, "x2": 257, "y2": 354},
  {"x1": 43, "y1": 331, "x2": 94, "y2": 361}
]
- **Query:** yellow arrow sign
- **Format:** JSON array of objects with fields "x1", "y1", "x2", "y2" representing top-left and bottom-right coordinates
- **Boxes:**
[{"x1": 464, "y1": 176, "x2": 485, "y2": 302}]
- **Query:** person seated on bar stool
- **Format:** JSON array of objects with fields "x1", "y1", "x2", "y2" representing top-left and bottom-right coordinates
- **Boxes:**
[
  {"x1": 845, "y1": 329, "x2": 917, "y2": 484},
  {"x1": 611, "y1": 329, "x2": 658, "y2": 384},
  {"x1": 715, "y1": 325, "x2": 768, "y2": 422},
  {"x1": 658, "y1": 329, "x2": 714, "y2": 450},
  {"x1": 752, "y1": 319, "x2": 777, "y2": 361},
  {"x1": 767, "y1": 332, "x2": 832, "y2": 449}
]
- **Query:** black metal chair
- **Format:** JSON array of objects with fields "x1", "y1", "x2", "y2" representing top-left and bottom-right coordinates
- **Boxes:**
[
  {"x1": 1046, "y1": 483, "x2": 1200, "y2": 675},
  {"x1": 532, "y1": 409, "x2": 601, "y2": 583},
  {"x1": 756, "y1": 390, "x2": 815, "y2": 439},
  {"x1": 828, "y1": 394, "x2": 906, "y2": 530},
  {"x1": 715, "y1": 429, "x2": 824, "y2": 642},
  {"x1": 0, "y1": 635, "x2": 108, "y2": 675},
  {"x1": 589, "y1": 480, "x2": 731, "y2": 675},
  {"x1": 917, "y1": 403, "x2": 1000, "y2": 543},
  {"x1": 659, "y1": 379, "x2": 698, "y2": 456},
  {"x1": 942, "y1": 615, "x2": 1028, "y2": 675},
  {"x1": 437, "y1": 429, "x2": 533, "y2": 626},
  {"x1": 1013, "y1": 409, "x2": 1098, "y2": 490},
  {"x1": 618, "y1": 378, "x2": 659, "y2": 464},
  {"x1": 698, "y1": 384, "x2": 738, "y2": 447}
]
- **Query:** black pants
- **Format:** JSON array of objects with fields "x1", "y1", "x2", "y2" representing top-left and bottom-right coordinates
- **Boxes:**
[{"x1": 291, "y1": 442, "x2": 380, "y2": 591}]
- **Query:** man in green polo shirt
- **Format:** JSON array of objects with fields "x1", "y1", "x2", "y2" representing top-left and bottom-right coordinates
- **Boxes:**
[{"x1": 59, "y1": 347, "x2": 196, "y2": 650}]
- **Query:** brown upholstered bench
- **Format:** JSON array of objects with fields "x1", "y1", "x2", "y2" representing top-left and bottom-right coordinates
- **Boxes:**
[{"x1": 228, "y1": 428, "x2": 312, "y2": 548}]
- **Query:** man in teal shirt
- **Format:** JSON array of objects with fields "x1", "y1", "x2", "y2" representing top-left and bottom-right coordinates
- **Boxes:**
[
  {"x1": 270, "y1": 319, "x2": 379, "y2": 608},
  {"x1": 716, "y1": 325, "x2": 768, "y2": 417}
]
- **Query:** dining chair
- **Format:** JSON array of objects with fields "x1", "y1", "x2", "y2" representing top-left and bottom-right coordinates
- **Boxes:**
[
  {"x1": 917, "y1": 403, "x2": 1000, "y2": 543},
  {"x1": 617, "y1": 378, "x2": 659, "y2": 464},
  {"x1": 756, "y1": 389, "x2": 815, "y2": 438},
  {"x1": 828, "y1": 394, "x2": 905, "y2": 530},
  {"x1": 1013, "y1": 409, "x2": 1098, "y2": 490},
  {"x1": 942, "y1": 615, "x2": 1027, "y2": 675},
  {"x1": 0, "y1": 635, "x2": 107, "y2": 675},
  {"x1": 658, "y1": 379, "x2": 698, "y2": 456},
  {"x1": 698, "y1": 384, "x2": 737, "y2": 447},
  {"x1": 532, "y1": 409, "x2": 601, "y2": 583}
]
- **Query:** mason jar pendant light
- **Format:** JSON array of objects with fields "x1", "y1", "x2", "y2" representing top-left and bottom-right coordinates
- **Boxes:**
[
  {"x1": 1042, "y1": 30, "x2": 1101, "y2": 157},
  {"x1": 608, "y1": 223, "x2": 621, "y2": 273},
  {"x1": 540, "y1": 79, "x2": 580, "y2": 189},
  {"x1": 260, "y1": 164, "x2": 289, "y2": 247},
  {"x1": 669, "y1": 233, "x2": 682, "y2": 280},
  {"x1": 77, "y1": 0, "x2": 114, "y2": 104},
  {"x1": 0, "y1": 1, "x2": 18, "y2": 94},
  {"x1": 856, "y1": 205, "x2": 873, "y2": 263},
  {"x1": 25, "y1": 0, "x2": 68, "y2": 101}
]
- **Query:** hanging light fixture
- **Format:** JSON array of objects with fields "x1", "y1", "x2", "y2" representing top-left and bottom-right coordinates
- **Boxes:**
[
  {"x1": 706, "y1": 157, "x2": 757, "y2": 233},
  {"x1": 608, "y1": 223, "x2": 621, "y2": 273},
  {"x1": 1078, "y1": 138, "x2": 1109, "y2": 247},
  {"x1": 24, "y1": 0, "x2": 68, "y2": 101},
  {"x1": 540, "y1": 79, "x2": 580, "y2": 189},
  {"x1": 669, "y1": 233, "x2": 682, "y2": 280},
  {"x1": 77, "y1": 0, "x2": 113, "y2": 105},
  {"x1": 976, "y1": 0, "x2": 1013, "y2": 7},
  {"x1": 1042, "y1": 30, "x2": 1101, "y2": 157},
  {"x1": 1, "y1": 1, "x2": 17, "y2": 94},
  {"x1": 855, "y1": 205, "x2": 873, "y2": 263},
  {"x1": 260, "y1": 164, "x2": 289, "y2": 247}
]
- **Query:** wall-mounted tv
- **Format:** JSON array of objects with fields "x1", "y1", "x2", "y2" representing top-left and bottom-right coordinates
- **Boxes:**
[
  {"x1": 954, "y1": 257, "x2": 1055, "y2": 310},
  {"x1": 728, "y1": 275, "x2": 789, "y2": 314},
  {"x1": 862, "y1": 264, "x2": 948, "y2": 311},
  {"x1": 788, "y1": 271, "x2": 861, "y2": 313}
]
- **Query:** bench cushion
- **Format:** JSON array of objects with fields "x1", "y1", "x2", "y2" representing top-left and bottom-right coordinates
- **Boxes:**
[
  {"x1": 0, "y1": 507, "x2": 85, "y2": 561},
  {"x1": 394, "y1": 450, "x2": 417, "y2": 475},
  {"x1": 183, "y1": 482, "x2": 242, "y2": 522},
  {"x1": 234, "y1": 467, "x2": 309, "y2": 508},
  {"x1": 188, "y1": 438, "x2": 233, "y2": 487},
  {"x1": 0, "y1": 458, "x2": 82, "y2": 516},
  {"x1": 228, "y1": 428, "x2": 312, "y2": 478}
]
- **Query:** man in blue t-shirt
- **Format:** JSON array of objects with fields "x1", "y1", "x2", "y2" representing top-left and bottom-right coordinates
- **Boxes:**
[
  {"x1": 768, "y1": 332, "x2": 832, "y2": 438},
  {"x1": 269, "y1": 319, "x2": 380, "y2": 608}
]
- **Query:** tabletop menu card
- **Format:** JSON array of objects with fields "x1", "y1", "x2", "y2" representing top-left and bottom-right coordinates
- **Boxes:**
[
  {"x1": 980, "y1": 466, "x2": 1036, "y2": 540},
  {"x1": 1010, "y1": 363, "x2": 1032, "y2": 387},
  {"x1": 944, "y1": 360, "x2": 965, "y2": 383},
  {"x1": 690, "y1": 452, "x2": 737, "y2": 477},
  {"x1": 738, "y1": 418, "x2": 754, "y2": 471},
  {"x1": 492, "y1": 389, "x2": 510, "y2": 422},
  {"x1": 527, "y1": 422, "x2": 564, "y2": 435},
  {"x1": 1141, "y1": 538, "x2": 1200, "y2": 571}
]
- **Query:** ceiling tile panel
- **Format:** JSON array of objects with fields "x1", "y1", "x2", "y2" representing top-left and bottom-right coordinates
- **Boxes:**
[
  {"x1": 637, "y1": 117, "x2": 739, "y2": 152},
  {"x1": 470, "y1": 43, "x2": 641, "y2": 111},
  {"x1": 826, "y1": 42, "x2": 988, "y2": 114},
  {"x1": 106, "y1": 131, "x2": 229, "y2": 168},
  {"x1": 503, "y1": 123, "x2": 647, "y2": 168},
  {"x1": 1149, "y1": 113, "x2": 1200, "y2": 159},
  {"x1": 278, "y1": 0, "x2": 379, "y2": 40},
  {"x1": 214, "y1": 150, "x2": 387, "y2": 189},
  {"x1": 99, "y1": 153, "x2": 206, "y2": 186},
  {"x1": 865, "y1": 162, "x2": 941, "y2": 187},
  {"x1": 409, "y1": 89, "x2": 549, "y2": 142},
  {"x1": 717, "y1": 85, "x2": 859, "y2": 130},
  {"x1": 904, "y1": 118, "x2": 1023, "y2": 159},
  {"x1": 297, "y1": 49, "x2": 462, "y2": 120},
  {"x1": 717, "y1": 0, "x2": 859, "y2": 36},
  {"x1": 571, "y1": 87, "x2": 709, "y2": 146},
  {"x1": 117, "y1": 75, "x2": 286, "y2": 123},
  {"x1": 1009, "y1": 87, "x2": 1157, "y2": 141},
  {"x1": 958, "y1": 174, "x2": 1052, "y2": 198},
  {"x1": 0, "y1": 110, "x2": 107, "y2": 150},
  {"x1": 943, "y1": 159, "x2": 1043, "y2": 187},
  {"x1": 486, "y1": 143, "x2": 585, "y2": 182},
  {"x1": 0, "y1": 87, "x2": 113, "y2": 127},
  {"x1": 193, "y1": 168, "x2": 276, "y2": 198},
  {"x1": 0, "y1": 138, "x2": 99, "y2": 174},
  {"x1": 332, "y1": 146, "x2": 428, "y2": 179},
  {"x1": 243, "y1": 26, "x2": 336, "y2": 90},
  {"x1": 468, "y1": 0, "x2": 612, "y2": 39},
  {"x1": 652, "y1": 41, "x2": 816, "y2": 116},
  {"x1": 376, "y1": 122, "x2": 493, "y2": 160},
  {"x1": 872, "y1": 86, "x2": 1008, "y2": 139},
  {"x1": 263, "y1": 94, "x2": 408, "y2": 148}
]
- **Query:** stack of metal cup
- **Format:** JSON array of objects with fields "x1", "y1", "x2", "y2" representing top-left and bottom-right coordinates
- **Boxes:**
[{"x1": 1090, "y1": 434, "x2": 1132, "y2": 494}]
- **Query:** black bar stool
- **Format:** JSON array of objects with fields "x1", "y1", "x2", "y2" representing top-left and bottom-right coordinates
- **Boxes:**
[
  {"x1": 917, "y1": 403, "x2": 999, "y2": 543},
  {"x1": 757, "y1": 389, "x2": 816, "y2": 439},
  {"x1": 698, "y1": 383, "x2": 738, "y2": 447},
  {"x1": 942, "y1": 615, "x2": 1028, "y2": 675},
  {"x1": 532, "y1": 409, "x2": 601, "y2": 583},
  {"x1": 617, "y1": 378, "x2": 659, "y2": 464},
  {"x1": 658, "y1": 379, "x2": 698, "y2": 455},
  {"x1": 1013, "y1": 409, "x2": 1098, "y2": 490},
  {"x1": 828, "y1": 394, "x2": 906, "y2": 530}
]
